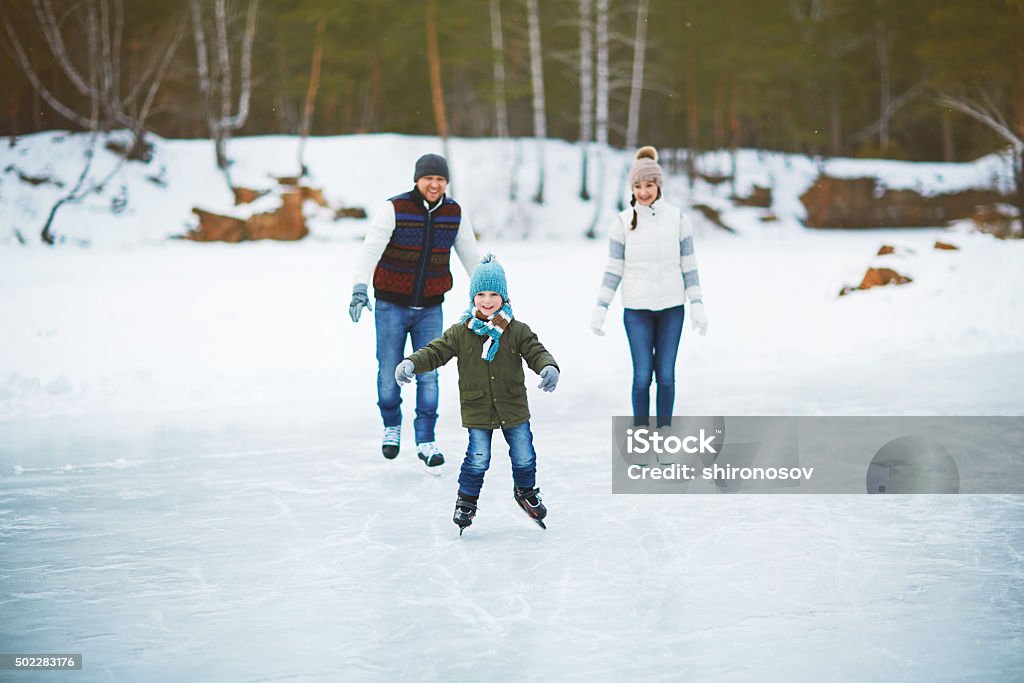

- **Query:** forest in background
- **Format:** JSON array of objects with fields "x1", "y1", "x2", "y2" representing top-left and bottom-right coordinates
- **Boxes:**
[{"x1": 1, "y1": 0, "x2": 1020, "y2": 165}]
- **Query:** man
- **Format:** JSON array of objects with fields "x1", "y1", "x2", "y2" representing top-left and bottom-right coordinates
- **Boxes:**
[{"x1": 349, "y1": 153, "x2": 480, "y2": 469}]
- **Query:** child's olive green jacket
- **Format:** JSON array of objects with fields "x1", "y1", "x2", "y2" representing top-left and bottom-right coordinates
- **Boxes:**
[{"x1": 406, "y1": 319, "x2": 558, "y2": 430}]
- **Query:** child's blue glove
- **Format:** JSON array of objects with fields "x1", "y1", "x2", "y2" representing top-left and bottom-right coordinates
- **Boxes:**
[
  {"x1": 538, "y1": 365, "x2": 559, "y2": 392},
  {"x1": 395, "y1": 359, "x2": 415, "y2": 385}
]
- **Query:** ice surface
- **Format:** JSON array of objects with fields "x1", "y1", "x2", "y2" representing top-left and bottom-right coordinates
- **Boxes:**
[{"x1": 1, "y1": 403, "x2": 1022, "y2": 681}]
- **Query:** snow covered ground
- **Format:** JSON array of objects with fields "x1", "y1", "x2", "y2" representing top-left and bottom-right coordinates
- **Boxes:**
[
  {"x1": 2, "y1": 231, "x2": 1022, "y2": 420},
  {"x1": 1, "y1": 132, "x2": 1022, "y2": 680}
]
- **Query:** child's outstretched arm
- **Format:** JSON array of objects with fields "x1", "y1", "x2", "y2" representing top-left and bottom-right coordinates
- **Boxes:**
[
  {"x1": 405, "y1": 324, "x2": 460, "y2": 375},
  {"x1": 517, "y1": 323, "x2": 558, "y2": 376},
  {"x1": 519, "y1": 325, "x2": 559, "y2": 392}
]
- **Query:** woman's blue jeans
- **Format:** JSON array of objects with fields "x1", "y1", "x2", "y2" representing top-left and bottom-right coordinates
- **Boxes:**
[
  {"x1": 623, "y1": 305, "x2": 685, "y2": 427},
  {"x1": 374, "y1": 299, "x2": 441, "y2": 444},
  {"x1": 458, "y1": 421, "x2": 537, "y2": 497}
]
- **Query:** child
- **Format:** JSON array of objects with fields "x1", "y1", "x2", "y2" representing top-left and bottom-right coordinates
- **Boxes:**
[{"x1": 395, "y1": 254, "x2": 559, "y2": 533}]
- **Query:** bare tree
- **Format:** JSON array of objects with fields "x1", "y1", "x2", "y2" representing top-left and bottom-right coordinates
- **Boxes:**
[
  {"x1": 624, "y1": 0, "x2": 649, "y2": 151},
  {"x1": 40, "y1": 8, "x2": 102, "y2": 246},
  {"x1": 854, "y1": 4, "x2": 931, "y2": 155},
  {"x1": 941, "y1": 109, "x2": 954, "y2": 162},
  {"x1": 789, "y1": 0, "x2": 875, "y2": 157},
  {"x1": 727, "y1": 14, "x2": 740, "y2": 195},
  {"x1": 1, "y1": 0, "x2": 174, "y2": 243},
  {"x1": 37, "y1": 12, "x2": 127, "y2": 246},
  {"x1": 875, "y1": 16, "x2": 891, "y2": 151},
  {"x1": 578, "y1": 0, "x2": 594, "y2": 200},
  {"x1": 608, "y1": 0, "x2": 651, "y2": 211},
  {"x1": 190, "y1": 0, "x2": 258, "y2": 189},
  {"x1": 595, "y1": 0, "x2": 610, "y2": 152},
  {"x1": 489, "y1": 0, "x2": 509, "y2": 139},
  {"x1": 1, "y1": 0, "x2": 183, "y2": 160},
  {"x1": 848, "y1": 72, "x2": 930, "y2": 149},
  {"x1": 585, "y1": 0, "x2": 610, "y2": 238},
  {"x1": 684, "y1": 3, "x2": 698, "y2": 185},
  {"x1": 41, "y1": 123, "x2": 107, "y2": 246},
  {"x1": 297, "y1": 19, "x2": 326, "y2": 177},
  {"x1": 526, "y1": 0, "x2": 547, "y2": 204},
  {"x1": 489, "y1": 0, "x2": 518, "y2": 205},
  {"x1": 937, "y1": 92, "x2": 1024, "y2": 224},
  {"x1": 425, "y1": 0, "x2": 452, "y2": 186}
]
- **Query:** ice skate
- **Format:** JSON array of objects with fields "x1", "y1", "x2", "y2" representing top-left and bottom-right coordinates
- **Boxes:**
[
  {"x1": 514, "y1": 486, "x2": 547, "y2": 529},
  {"x1": 417, "y1": 441, "x2": 445, "y2": 475},
  {"x1": 453, "y1": 494, "x2": 478, "y2": 535},
  {"x1": 381, "y1": 425, "x2": 401, "y2": 459}
]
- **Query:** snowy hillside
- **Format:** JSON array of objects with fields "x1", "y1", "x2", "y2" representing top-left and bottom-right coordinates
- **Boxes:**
[{"x1": 1, "y1": 131, "x2": 1017, "y2": 246}]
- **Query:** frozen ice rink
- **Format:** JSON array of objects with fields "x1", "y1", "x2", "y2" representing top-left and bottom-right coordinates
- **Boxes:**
[
  {"x1": 3, "y1": 396, "x2": 1023, "y2": 680},
  {"x1": 2, "y1": 145, "x2": 1023, "y2": 679}
]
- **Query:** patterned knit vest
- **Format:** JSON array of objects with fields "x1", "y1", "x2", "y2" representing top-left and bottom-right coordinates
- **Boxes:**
[{"x1": 372, "y1": 190, "x2": 463, "y2": 307}]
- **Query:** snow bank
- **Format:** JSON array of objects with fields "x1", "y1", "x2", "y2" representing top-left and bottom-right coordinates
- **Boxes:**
[{"x1": 2, "y1": 131, "x2": 1016, "y2": 247}]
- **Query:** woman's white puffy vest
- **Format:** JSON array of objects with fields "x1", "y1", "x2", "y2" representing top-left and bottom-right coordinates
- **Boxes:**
[{"x1": 619, "y1": 201, "x2": 686, "y2": 311}]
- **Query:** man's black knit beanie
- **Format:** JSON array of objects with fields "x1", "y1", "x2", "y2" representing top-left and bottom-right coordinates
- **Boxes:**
[{"x1": 413, "y1": 153, "x2": 449, "y2": 182}]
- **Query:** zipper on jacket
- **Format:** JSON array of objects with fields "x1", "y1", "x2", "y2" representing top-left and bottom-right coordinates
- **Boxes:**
[{"x1": 411, "y1": 198, "x2": 438, "y2": 307}]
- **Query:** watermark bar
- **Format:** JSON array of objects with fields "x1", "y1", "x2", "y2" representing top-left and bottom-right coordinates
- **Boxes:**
[
  {"x1": 611, "y1": 416, "x2": 1024, "y2": 494},
  {"x1": 0, "y1": 654, "x2": 83, "y2": 670}
]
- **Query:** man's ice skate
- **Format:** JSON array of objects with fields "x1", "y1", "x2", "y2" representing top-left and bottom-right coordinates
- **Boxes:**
[
  {"x1": 453, "y1": 494, "x2": 478, "y2": 536},
  {"x1": 417, "y1": 441, "x2": 445, "y2": 475},
  {"x1": 381, "y1": 425, "x2": 401, "y2": 459},
  {"x1": 514, "y1": 486, "x2": 547, "y2": 529}
]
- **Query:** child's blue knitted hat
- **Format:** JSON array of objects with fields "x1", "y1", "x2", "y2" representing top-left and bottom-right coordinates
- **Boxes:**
[{"x1": 469, "y1": 253, "x2": 508, "y2": 303}]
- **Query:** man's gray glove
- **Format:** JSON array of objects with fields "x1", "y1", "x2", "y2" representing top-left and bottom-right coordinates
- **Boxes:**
[
  {"x1": 349, "y1": 284, "x2": 372, "y2": 323},
  {"x1": 538, "y1": 365, "x2": 559, "y2": 392},
  {"x1": 395, "y1": 359, "x2": 415, "y2": 386}
]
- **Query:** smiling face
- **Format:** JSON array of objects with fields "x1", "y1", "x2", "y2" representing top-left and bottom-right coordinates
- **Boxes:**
[
  {"x1": 416, "y1": 175, "x2": 448, "y2": 203},
  {"x1": 473, "y1": 291, "x2": 503, "y2": 317},
  {"x1": 632, "y1": 180, "x2": 660, "y2": 206}
]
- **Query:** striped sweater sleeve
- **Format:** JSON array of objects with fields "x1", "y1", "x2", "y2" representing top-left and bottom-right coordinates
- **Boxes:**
[
  {"x1": 679, "y1": 213, "x2": 703, "y2": 304},
  {"x1": 596, "y1": 215, "x2": 626, "y2": 308}
]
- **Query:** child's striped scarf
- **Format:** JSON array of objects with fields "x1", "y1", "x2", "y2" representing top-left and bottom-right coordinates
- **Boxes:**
[{"x1": 459, "y1": 303, "x2": 514, "y2": 362}]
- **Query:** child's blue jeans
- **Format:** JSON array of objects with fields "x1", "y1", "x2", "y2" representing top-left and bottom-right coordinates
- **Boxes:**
[{"x1": 458, "y1": 421, "x2": 537, "y2": 497}]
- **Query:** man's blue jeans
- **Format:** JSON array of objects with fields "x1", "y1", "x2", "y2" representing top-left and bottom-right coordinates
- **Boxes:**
[
  {"x1": 623, "y1": 305, "x2": 686, "y2": 427},
  {"x1": 458, "y1": 421, "x2": 537, "y2": 497},
  {"x1": 374, "y1": 299, "x2": 442, "y2": 443}
]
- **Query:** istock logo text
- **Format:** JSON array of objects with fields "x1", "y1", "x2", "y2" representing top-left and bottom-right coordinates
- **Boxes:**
[{"x1": 626, "y1": 428, "x2": 718, "y2": 455}]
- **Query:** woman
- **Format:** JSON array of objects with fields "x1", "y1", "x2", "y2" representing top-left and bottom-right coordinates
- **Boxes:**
[{"x1": 591, "y1": 146, "x2": 708, "y2": 427}]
